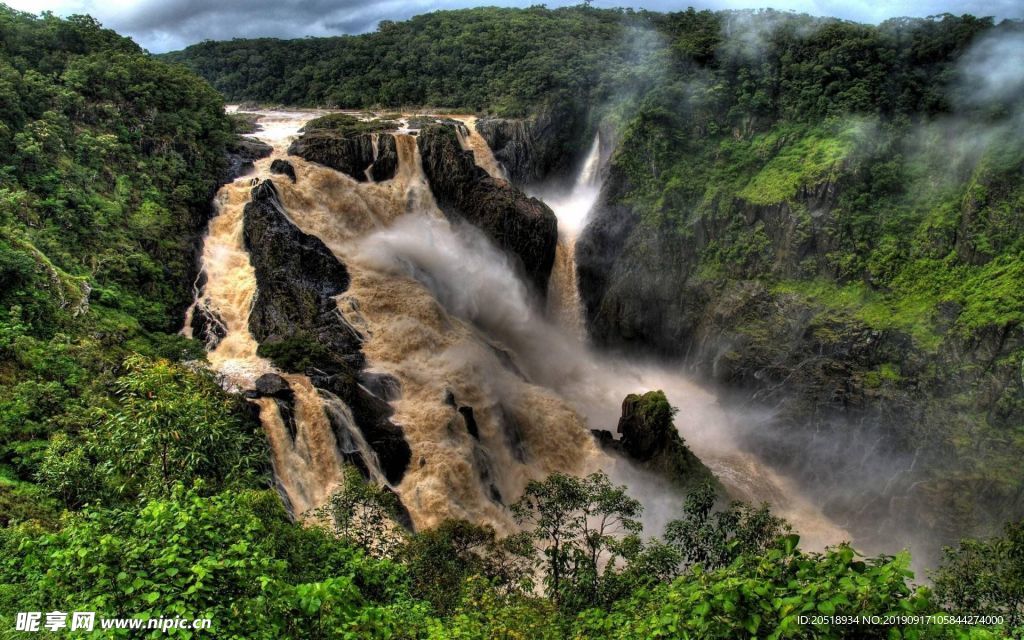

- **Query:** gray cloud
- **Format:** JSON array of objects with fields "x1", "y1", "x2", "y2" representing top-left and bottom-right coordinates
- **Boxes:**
[{"x1": 10, "y1": 0, "x2": 1024, "y2": 52}]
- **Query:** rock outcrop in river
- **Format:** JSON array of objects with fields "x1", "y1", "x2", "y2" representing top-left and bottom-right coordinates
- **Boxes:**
[
  {"x1": 418, "y1": 123, "x2": 558, "y2": 295},
  {"x1": 243, "y1": 178, "x2": 411, "y2": 484}
]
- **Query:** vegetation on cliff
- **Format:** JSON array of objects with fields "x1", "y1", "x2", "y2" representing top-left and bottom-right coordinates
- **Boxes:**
[
  {"x1": 575, "y1": 10, "x2": 1024, "y2": 558},
  {"x1": 0, "y1": 5, "x2": 256, "y2": 522}
]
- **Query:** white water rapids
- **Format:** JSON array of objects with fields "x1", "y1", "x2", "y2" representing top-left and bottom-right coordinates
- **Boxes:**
[{"x1": 188, "y1": 108, "x2": 849, "y2": 550}]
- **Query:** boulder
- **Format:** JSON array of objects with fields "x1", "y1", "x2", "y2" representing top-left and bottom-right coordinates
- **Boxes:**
[
  {"x1": 418, "y1": 124, "x2": 558, "y2": 295},
  {"x1": 595, "y1": 390, "x2": 716, "y2": 490},
  {"x1": 254, "y1": 373, "x2": 293, "y2": 400},
  {"x1": 270, "y1": 158, "x2": 297, "y2": 182},
  {"x1": 288, "y1": 130, "x2": 374, "y2": 181}
]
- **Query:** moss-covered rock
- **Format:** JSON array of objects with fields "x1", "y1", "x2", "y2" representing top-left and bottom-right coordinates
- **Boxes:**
[{"x1": 595, "y1": 391, "x2": 716, "y2": 490}]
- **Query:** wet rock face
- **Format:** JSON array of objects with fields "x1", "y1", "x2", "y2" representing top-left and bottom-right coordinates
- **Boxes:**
[
  {"x1": 288, "y1": 130, "x2": 374, "y2": 181},
  {"x1": 243, "y1": 179, "x2": 364, "y2": 375},
  {"x1": 370, "y1": 134, "x2": 398, "y2": 181},
  {"x1": 225, "y1": 137, "x2": 272, "y2": 181},
  {"x1": 418, "y1": 124, "x2": 558, "y2": 295},
  {"x1": 269, "y1": 158, "x2": 297, "y2": 182},
  {"x1": 242, "y1": 178, "x2": 411, "y2": 485},
  {"x1": 253, "y1": 374, "x2": 299, "y2": 442},
  {"x1": 594, "y1": 390, "x2": 715, "y2": 490},
  {"x1": 287, "y1": 131, "x2": 398, "y2": 182},
  {"x1": 189, "y1": 302, "x2": 227, "y2": 350},
  {"x1": 476, "y1": 103, "x2": 587, "y2": 188},
  {"x1": 314, "y1": 373, "x2": 412, "y2": 486}
]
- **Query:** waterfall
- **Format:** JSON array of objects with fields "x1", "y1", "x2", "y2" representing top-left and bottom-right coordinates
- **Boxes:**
[
  {"x1": 187, "y1": 109, "x2": 849, "y2": 549},
  {"x1": 539, "y1": 132, "x2": 603, "y2": 335},
  {"x1": 320, "y1": 389, "x2": 389, "y2": 487},
  {"x1": 453, "y1": 115, "x2": 508, "y2": 181}
]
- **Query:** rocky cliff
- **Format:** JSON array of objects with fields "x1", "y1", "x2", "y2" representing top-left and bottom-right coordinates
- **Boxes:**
[
  {"x1": 243, "y1": 179, "x2": 411, "y2": 484},
  {"x1": 575, "y1": 122, "x2": 1024, "y2": 555},
  {"x1": 417, "y1": 124, "x2": 558, "y2": 295},
  {"x1": 476, "y1": 102, "x2": 588, "y2": 189},
  {"x1": 288, "y1": 131, "x2": 398, "y2": 182}
]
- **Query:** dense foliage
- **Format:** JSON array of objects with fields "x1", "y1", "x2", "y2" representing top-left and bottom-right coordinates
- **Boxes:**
[
  {"x1": 0, "y1": 5, "x2": 250, "y2": 520},
  {"x1": 162, "y1": 6, "x2": 676, "y2": 116},
  {"x1": 588, "y1": 10, "x2": 1024, "y2": 554}
]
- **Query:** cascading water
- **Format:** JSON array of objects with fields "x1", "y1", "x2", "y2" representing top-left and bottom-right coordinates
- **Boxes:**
[
  {"x1": 538, "y1": 133, "x2": 602, "y2": 337},
  {"x1": 189, "y1": 109, "x2": 848, "y2": 550},
  {"x1": 452, "y1": 115, "x2": 508, "y2": 181}
]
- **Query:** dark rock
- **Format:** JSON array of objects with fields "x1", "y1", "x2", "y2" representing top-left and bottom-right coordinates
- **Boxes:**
[
  {"x1": 418, "y1": 124, "x2": 558, "y2": 295},
  {"x1": 596, "y1": 390, "x2": 716, "y2": 489},
  {"x1": 288, "y1": 130, "x2": 374, "y2": 181},
  {"x1": 370, "y1": 134, "x2": 398, "y2": 181},
  {"x1": 314, "y1": 373, "x2": 412, "y2": 486},
  {"x1": 243, "y1": 178, "x2": 410, "y2": 484},
  {"x1": 385, "y1": 486, "x2": 415, "y2": 530},
  {"x1": 617, "y1": 391, "x2": 675, "y2": 461},
  {"x1": 270, "y1": 159, "x2": 297, "y2": 182},
  {"x1": 497, "y1": 404, "x2": 528, "y2": 462},
  {"x1": 576, "y1": 169, "x2": 644, "y2": 346},
  {"x1": 472, "y1": 446, "x2": 503, "y2": 504},
  {"x1": 443, "y1": 388, "x2": 457, "y2": 407},
  {"x1": 254, "y1": 373, "x2": 293, "y2": 399},
  {"x1": 459, "y1": 406, "x2": 479, "y2": 440},
  {"x1": 189, "y1": 301, "x2": 227, "y2": 350},
  {"x1": 476, "y1": 102, "x2": 588, "y2": 189},
  {"x1": 359, "y1": 371, "x2": 402, "y2": 402},
  {"x1": 243, "y1": 179, "x2": 364, "y2": 375},
  {"x1": 275, "y1": 398, "x2": 298, "y2": 442},
  {"x1": 225, "y1": 137, "x2": 272, "y2": 181}
]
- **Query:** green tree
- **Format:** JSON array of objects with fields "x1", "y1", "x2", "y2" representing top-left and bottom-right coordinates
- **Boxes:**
[
  {"x1": 400, "y1": 519, "x2": 535, "y2": 615},
  {"x1": 317, "y1": 466, "x2": 407, "y2": 559},
  {"x1": 512, "y1": 471, "x2": 641, "y2": 610},
  {"x1": 89, "y1": 354, "x2": 264, "y2": 499},
  {"x1": 933, "y1": 520, "x2": 1024, "y2": 632},
  {"x1": 0, "y1": 486, "x2": 431, "y2": 639},
  {"x1": 664, "y1": 482, "x2": 789, "y2": 572}
]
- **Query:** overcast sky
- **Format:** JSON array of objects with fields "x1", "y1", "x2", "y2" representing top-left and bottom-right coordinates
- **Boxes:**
[{"x1": 9, "y1": 0, "x2": 1023, "y2": 53}]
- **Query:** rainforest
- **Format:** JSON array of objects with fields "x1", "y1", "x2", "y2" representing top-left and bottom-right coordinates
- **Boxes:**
[{"x1": 1, "y1": 3, "x2": 1022, "y2": 638}]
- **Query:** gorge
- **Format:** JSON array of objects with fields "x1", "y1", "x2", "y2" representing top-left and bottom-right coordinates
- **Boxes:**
[{"x1": 188, "y1": 108, "x2": 854, "y2": 552}]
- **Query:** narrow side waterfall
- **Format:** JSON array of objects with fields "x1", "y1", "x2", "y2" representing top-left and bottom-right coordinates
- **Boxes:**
[
  {"x1": 539, "y1": 133, "x2": 602, "y2": 337},
  {"x1": 452, "y1": 115, "x2": 508, "y2": 181},
  {"x1": 190, "y1": 109, "x2": 849, "y2": 550}
]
